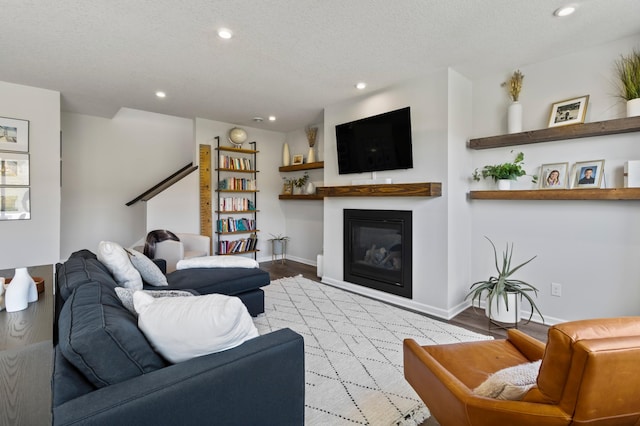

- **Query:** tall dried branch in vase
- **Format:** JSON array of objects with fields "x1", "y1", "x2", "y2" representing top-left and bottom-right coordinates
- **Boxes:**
[
  {"x1": 305, "y1": 126, "x2": 318, "y2": 147},
  {"x1": 501, "y1": 70, "x2": 525, "y2": 102}
]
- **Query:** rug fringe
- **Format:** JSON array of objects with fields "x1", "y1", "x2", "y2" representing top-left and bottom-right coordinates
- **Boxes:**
[{"x1": 392, "y1": 404, "x2": 430, "y2": 426}]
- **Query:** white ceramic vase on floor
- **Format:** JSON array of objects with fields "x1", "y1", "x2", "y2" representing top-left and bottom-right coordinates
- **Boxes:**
[
  {"x1": 627, "y1": 98, "x2": 640, "y2": 118},
  {"x1": 507, "y1": 101, "x2": 523, "y2": 134},
  {"x1": 5, "y1": 267, "x2": 38, "y2": 312},
  {"x1": 486, "y1": 292, "x2": 519, "y2": 324}
]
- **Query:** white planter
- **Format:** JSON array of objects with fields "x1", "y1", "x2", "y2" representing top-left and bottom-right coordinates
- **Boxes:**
[
  {"x1": 497, "y1": 179, "x2": 512, "y2": 190},
  {"x1": 5, "y1": 267, "x2": 37, "y2": 312},
  {"x1": 627, "y1": 98, "x2": 640, "y2": 118},
  {"x1": 283, "y1": 143, "x2": 290, "y2": 166},
  {"x1": 507, "y1": 101, "x2": 523, "y2": 134},
  {"x1": 485, "y1": 292, "x2": 519, "y2": 324},
  {"x1": 307, "y1": 146, "x2": 316, "y2": 163},
  {"x1": 305, "y1": 181, "x2": 316, "y2": 194}
]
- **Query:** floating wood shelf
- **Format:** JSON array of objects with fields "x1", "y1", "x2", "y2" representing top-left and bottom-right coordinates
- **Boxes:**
[
  {"x1": 469, "y1": 188, "x2": 640, "y2": 200},
  {"x1": 279, "y1": 161, "x2": 324, "y2": 172},
  {"x1": 215, "y1": 146, "x2": 259, "y2": 154},
  {"x1": 278, "y1": 194, "x2": 324, "y2": 200},
  {"x1": 317, "y1": 182, "x2": 441, "y2": 198},
  {"x1": 469, "y1": 116, "x2": 640, "y2": 150}
]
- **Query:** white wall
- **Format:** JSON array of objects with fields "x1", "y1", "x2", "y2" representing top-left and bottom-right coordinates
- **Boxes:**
[
  {"x1": 61, "y1": 108, "x2": 193, "y2": 258},
  {"x1": 0, "y1": 81, "x2": 60, "y2": 269},
  {"x1": 194, "y1": 118, "x2": 287, "y2": 262},
  {"x1": 322, "y1": 69, "x2": 459, "y2": 318},
  {"x1": 468, "y1": 35, "x2": 640, "y2": 323},
  {"x1": 146, "y1": 172, "x2": 199, "y2": 234}
]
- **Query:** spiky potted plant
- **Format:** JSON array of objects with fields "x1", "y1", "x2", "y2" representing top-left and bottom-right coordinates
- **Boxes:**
[
  {"x1": 465, "y1": 237, "x2": 543, "y2": 324},
  {"x1": 614, "y1": 48, "x2": 640, "y2": 117}
]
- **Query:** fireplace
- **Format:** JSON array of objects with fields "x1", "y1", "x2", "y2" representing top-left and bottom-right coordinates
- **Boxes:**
[{"x1": 343, "y1": 209, "x2": 412, "y2": 298}]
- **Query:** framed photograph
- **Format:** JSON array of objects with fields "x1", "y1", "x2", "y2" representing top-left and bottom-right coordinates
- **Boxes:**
[
  {"x1": 539, "y1": 162, "x2": 569, "y2": 189},
  {"x1": 0, "y1": 153, "x2": 29, "y2": 186},
  {"x1": 0, "y1": 187, "x2": 30, "y2": 220},
  {"x1": 292, "y1": 154, "x2": 304, "y2": 165},
  {"x1": 548, "y1": 95, "x2": 589, "y2": 128},
  {"x1": 0, "y1": 116, "x2": 29, "y2": 152},
  {"x1": 571, "y1": 160, "x2": 605, "y2": 189}
]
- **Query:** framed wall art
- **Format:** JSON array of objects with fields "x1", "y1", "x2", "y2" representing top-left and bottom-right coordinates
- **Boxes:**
[
  {"x1": 539, "y1": 162, "x2": 569, "y2": 189},
  {"x1": 0, "y1": 116, "x2": 29, "y2": 152},
  {"x1": 571, "y1": 160, "x2": 605, "y2": 189},
  {"x1": 547, "y1": 95, "x2": 589, "y2": 128},
  {"x1": 0, "y1": 152, "x2": 29, "y2": 186},
  {"x1": 292, "y1": 154, "x2": 304, "y2": 165},
  {"x1": 0, "y1": 187, "x2": 30, "y2": 220}
]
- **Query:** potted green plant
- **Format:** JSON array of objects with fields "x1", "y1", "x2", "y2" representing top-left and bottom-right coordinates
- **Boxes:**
[
  {"x1": 292, "y1": 172, "x2": 309, "y2": 195},
  {"x1": 472, "y1": 151, "x2": 536, "y2": 190},
  {"x1": 268, "y1": 233, "x2": 289, "y2": 257},
  {"x1": 465, "y1": 237, "x2": 543, "y2": 324},
  {"x1": 614, "y1": 48, "x2": 640, "y2": 117}
]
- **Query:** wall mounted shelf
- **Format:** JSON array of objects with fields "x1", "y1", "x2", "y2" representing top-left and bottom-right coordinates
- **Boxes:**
[
  {"x1": 469, "y1": 116, "x2": 640, "y2": 150},
  {"x1": 279, "y1": 161, "x2": 324, "y2": 172},
  {"x1": 469, "y1": 188, "x2": 640, "y2": 200},
  {"x1": 278, "y1": 194, "x2": 324, "y2": 200},
  {"x1": 317, "y1": 182, "x2": 441, "y2": 198}
]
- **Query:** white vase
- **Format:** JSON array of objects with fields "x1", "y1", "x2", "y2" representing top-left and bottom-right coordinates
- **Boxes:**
[
  {"x1": 485, "y1": 292, "x2": 520, "y2": 324},
  {"x1": 627, "y1": 98, "x2": 640, "y2": 118},
  {"x1": 497, "y1": 179, "x2": 511, "y2": 190},
  {"x1": 5, "y1": 267, "x2": 37, "y2": 312},
  {"x1": 507, "y1": 101, "x2": 523, "y2": 134},
  {"x1": 283, "y1": 143, "x2": 290, "y2": 166},
  {"x1": 305, "y1": 181, "x2": 316, "y2": 194},
  {"x1": 307, "y1": 146, "x2": 316, "y2": 163}
]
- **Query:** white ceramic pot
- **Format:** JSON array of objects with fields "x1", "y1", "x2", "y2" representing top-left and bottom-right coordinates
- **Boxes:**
[
  {"x1": 507, "y1": 101, "x2": 523, "y2": 134},
  {"x1": 307, "y1": 146, "x2": 316, "y2": 163},
  {"x1": 5, "y1": 267, "x2": 37, "y2": 312},
  {"x1": 627, "y1": 98, "x2": 640, "y2": 118},
  {"x1": 305, "y1": 181, "x2": 316, "y2": 194},
  {"x1": 485, "y1": 292, "x2": 519, "y2": 324},
  {"x1": 283, "y1": 143, "x2": 290, "y2": 166},
  {"x1": 497, "y1": 179, "x2": 512, "y2": 190}
]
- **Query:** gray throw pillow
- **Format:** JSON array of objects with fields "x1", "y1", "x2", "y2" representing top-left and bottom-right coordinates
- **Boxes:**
[
  {"x1": 127, "y1": 249, "x2": 168, "y2": 286},
  {"x1": 115, "y1": 287, "x2": 194, "y2": 315}
]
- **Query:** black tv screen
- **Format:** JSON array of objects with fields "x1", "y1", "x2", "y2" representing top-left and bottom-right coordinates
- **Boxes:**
[{"x1": 335, "y1": 107, "x2": 413, "y2": 175}]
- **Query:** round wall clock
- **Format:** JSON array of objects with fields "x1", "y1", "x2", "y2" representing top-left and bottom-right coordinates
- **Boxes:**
[{"x1": 228, "y1": 127, "x2": 248, "y2": 148}]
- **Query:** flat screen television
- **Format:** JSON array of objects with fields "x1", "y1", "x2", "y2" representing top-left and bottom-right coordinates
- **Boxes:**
[{"x1": 335, "y1": 106, "x2": 413, "y2": 175}]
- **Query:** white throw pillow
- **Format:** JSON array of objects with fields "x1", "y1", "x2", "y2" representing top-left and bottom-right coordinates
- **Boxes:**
[
  {"x1": 473, "y1": 360, "x2": 541, "y2": 400},
  {"x1": 127, "y1": 249, "x2": 168, "y2": 286},
  {"x1": 133, "y1": 292, "x2": 259, "y2": 363},
  {"x1": 114, "y1": 287, "x2": 194, "y2": 315},
  {"x1": 176, "y1": 255, "x2": 259, "y2": 270},
  {"x1": 97, "y1": 241, "x2": 143, "y2": 290}
]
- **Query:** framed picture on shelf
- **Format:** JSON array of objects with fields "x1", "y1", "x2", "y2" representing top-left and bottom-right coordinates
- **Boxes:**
[
  {"x1": 571, "y1": 159, "x2": 605, "y2": 189},
  {"x1": 539, "y1": 162, "x2": 569, "y2": 189},
  {"x1": 0, "y1": 187, "x2": 30, "y2": 220},
  {"x1": 292, "y1": 154, "x2": 304, "y2": 165},
  {"x1": 0, "y1": 152, "x2": 29, "y2": 186},
  {"x1": 547, "y1": 95, "x2": 589, "y2": 128},
  {"x1": 0, "y1": 116, "x2": 29, "y2": 152}
]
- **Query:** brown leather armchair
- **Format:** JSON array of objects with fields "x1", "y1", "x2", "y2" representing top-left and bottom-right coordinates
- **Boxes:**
[{"x1": 404, "y1": 317, "x2": 640, "y2": 426}]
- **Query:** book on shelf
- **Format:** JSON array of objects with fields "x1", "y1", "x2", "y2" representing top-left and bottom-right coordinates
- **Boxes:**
[
  {"x1": 218, "y1": 197, "x2": 255, "y2": 212},
  {"x1": 218, "y1": 177, "x2": 257, "y2": 191},
  {"x1": 219, "y1": 155, "x2": 253, "y2": 171}
]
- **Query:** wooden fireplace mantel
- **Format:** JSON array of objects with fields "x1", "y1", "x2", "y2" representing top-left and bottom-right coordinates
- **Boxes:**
[{"x1": 316, "y1": 182, "x2": 441, "y2": 198}]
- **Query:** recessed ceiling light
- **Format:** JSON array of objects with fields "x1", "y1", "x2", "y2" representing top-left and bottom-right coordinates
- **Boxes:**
[
  {"x1": 253, "y1": 117, "x2": 264, "y2": 122},
  {"x1": 355, "y1": 82, "x2": 367, "y2": 90},
  {"x1": 553, "y1": 5, "x2": 576, "y2": 17},
  {"x1": 217, "y1": 28, "x2": 233, "y2": 39},
  {"x1": 155, "y1": 91, "x2": 166, "y2": 98},
  {"x1": 268, "y1": 116, "x2": 276, "y2": 122}
]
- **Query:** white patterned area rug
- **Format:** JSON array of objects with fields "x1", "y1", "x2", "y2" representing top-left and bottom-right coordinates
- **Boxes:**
[{"x1": 253, "y1": 275, "x2": 493, "y2": 426}]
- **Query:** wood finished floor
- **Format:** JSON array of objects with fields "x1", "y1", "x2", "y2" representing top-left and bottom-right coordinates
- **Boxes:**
[{"x1": 259, "y1": 259, "x2": 550, "y2": 426}]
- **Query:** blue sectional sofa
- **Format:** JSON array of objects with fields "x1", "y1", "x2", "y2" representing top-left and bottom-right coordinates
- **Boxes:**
[{"x1": 51, "y1": 251, "x2": 305, "y2": 425}]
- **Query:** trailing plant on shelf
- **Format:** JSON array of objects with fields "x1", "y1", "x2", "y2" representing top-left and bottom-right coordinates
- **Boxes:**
[
  {"x1": 472, "y1": 151, "x2": 537, "y2": 183},
  {"x1": 614, "y1": 48, "x2": 640, "y2": 101},
  {"x1": 465, "y1": 237, "x2": 543, "y2": 323},
  {"x1": 293, "y1": 172, "x2": 310, "y2": 188}
]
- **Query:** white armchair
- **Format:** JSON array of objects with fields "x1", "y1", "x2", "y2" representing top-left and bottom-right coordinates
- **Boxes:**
[{"x1": 154, "y1": 233, "x2": 211, "y2": 273}]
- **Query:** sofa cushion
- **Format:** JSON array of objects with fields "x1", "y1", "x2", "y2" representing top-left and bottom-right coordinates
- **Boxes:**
[
  {"x1": 57, "y1": 256, "x2": 119, "y2": 302},
  {"x1": 58, "y1": 282, "x2": 166, "y2": 388},
  {"x1": 177, "y1": 255, "x2": 258, "y2": 269},
  {"x1": 166, "y1": 267, "x2": 269, "y2": 296},
  {"x1": 97, "y1": 241, "x2": 143, "y2": 290},
  {"x1": 114, "y1": 287, "x2": 195, "y2": 315},
  {"x1": 134, "y1": 292, "x2": 259, "y2": 363},
  {"x1": 127, "y1": 249, "x2": 168, "y2": 287}
]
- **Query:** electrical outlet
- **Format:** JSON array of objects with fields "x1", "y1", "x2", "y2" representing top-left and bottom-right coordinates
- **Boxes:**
[{"x1": 551, "y1": 282, "x2": 562, "y2": 297}]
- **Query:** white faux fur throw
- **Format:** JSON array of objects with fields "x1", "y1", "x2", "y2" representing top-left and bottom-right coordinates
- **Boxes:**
[
  {"x1": 176, "y1": 255, "x2": 259, "y2": 270},
  {"x1": 473, "y1": 360, "x2": 541, "y2": 400}
]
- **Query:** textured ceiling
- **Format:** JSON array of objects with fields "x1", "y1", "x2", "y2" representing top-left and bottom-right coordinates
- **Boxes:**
[{"x1": 0, "y1": 0, "x2": 638, "y2": 131}]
